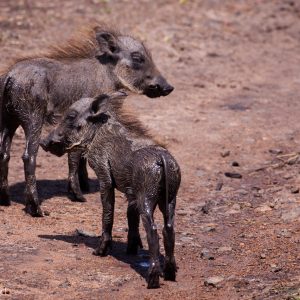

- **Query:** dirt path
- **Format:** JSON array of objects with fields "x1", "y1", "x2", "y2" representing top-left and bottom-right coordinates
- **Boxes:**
[{"x1": 1, "y1": 1, "x2": 300, "y2": 299}]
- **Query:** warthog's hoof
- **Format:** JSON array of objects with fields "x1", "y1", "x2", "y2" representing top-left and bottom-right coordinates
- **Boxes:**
[
  {"x1": 126, "y1": 234, "x2": 143, "y2": 255},
  {"x1": 164, "y1": 260, "x2": 177, "y2": 281},
  {"x1": 147, "y1": 273, "x2": 160, "y2": 289},
  {"x1": 70, "y1": 194, "x2": 87, "y2": 203},
  {"x1": 147, "y1": 263, "x2": 162, "y2": 289},
  {"x1": 25, "y1": 203, "x2": 44, "y2": 217},
  {"x1": 68, "y1": 183, "x2": 87, "y2": 202},
  {"x1": 93, "y1": 237, "x2": 112, "y2": 257},
  {"x1": 0, "y1": 189, "x2": 11, "y2": 206}
]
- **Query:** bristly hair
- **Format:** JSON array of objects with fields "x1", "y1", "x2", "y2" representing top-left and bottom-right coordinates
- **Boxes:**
[
  {"x1": 0, "y1": 23, "x2": 121, "y2": 75},
  {"x1": 44, "y1": 23, "x2": 121, "y2": 60},
  {"x1": 107, "y1": 98, "x2": 166, "y2": 148}
]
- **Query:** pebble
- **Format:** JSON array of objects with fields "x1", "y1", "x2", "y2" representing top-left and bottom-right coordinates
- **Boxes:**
[
  {"x1": 269, "y1": 149, "x2": 282, "y2": 155},
  {"x1": 200, "y1": 248, "x2": 215, "y2": 260},
  {"x1": 260, "y1": 253, "x2": 266, "y2": 259},
  {"x1": 215, "y1": 181, "x2": 223, "y2": 191},
  {"x1": 204, "y1": 276, "x2": 224, "y2": 287},
  {"x1": 281, "y1": 207, "x2": 300, "y2": 221},
  {"x1": 270, "y1": 264, "x2": 282, "y2": 273},
  {"x1": 232, "y1": 161, "x2": 240, "y2": 167},
  {"x1": 225, "y1": 172, "x2": 242, "y2": 179},
  {"x1": 201, "y1": 224, "x2": 217, "y2": 232},
  {"x1": 217, "y1": 246, "x2": 232, "y2": 253},
  {"x1": 44, "y1": 210, "x2": 50, "y2": 216},
  {"x1": 75, "y1": 229, "x2": 97, "y2": 237},
  {"x1": 237, "y1": 189, "x2": 248, "y2": 195},
  {"x1": 291, "y1": 187, "x2": 299, "y2": 194},
  {"x1": 221, "y1": 150, "x2": 230, "y2": 158},
  {"x1": 255, "y1": 205, "x2": 272, "y2": 213}
]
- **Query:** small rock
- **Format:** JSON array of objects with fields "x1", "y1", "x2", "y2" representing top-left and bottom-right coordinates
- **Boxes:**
[
  {"x1": 291, "y1": 187, "x2": 299, "y2": 194},
  {"x1": 255, "y1": 205, "x2": 272, "y2": 213},
  {"x1": 237, "y1": 189, "x2": 248, "y2": 195},
  {"x1": 269, "y1": 149, "x2": 282, "y2": 155},
  {"x1": 204, "y1": 276, "x2": 224, "y2": 287},
  {"x1": 260, "y1": 253, "x2": 266, "y2": 259},
  {"x1": 270, "y1": 264, "x2": 282, "y2": 272},
  {"x1": 275, "y1": 229, "x2": 292, "y2": 238},
  {"x1": 221, "y1": 150, "x2": 230, "y2": 158},
  {"x1": 215, "y1": 181, "x2": 223, "y2": 191},
  {"x1": 217, "y1": 246, "x2": 232, "y2": 253},
  {"x1": 232, "y1": 161, "x2": 240, "y2": 167},
  {"x1": 75, "y1": 229, "x2": 97, "y2": 237},
  {"x1": 180, "y1": 236, "x2": 194, "y2": 243},
  {"x1": 281, "y1": 207, "x2": 300, "y2": 221},
  {"x1": 201, "y1": 202, "x2": 211, "y2": 214},
  {"x1": 177, "y1": 211, "x2": 188, "y2": 216},
  {"x1": 225, "y1": 172, "x2": 242, "y2": 179},
  {"x1": 200, "y1": 248, "x2": 215, "y2": 260},
  {"x1": 283, "y1": 174, "x2": 293, "y2": 180},
  {"x1": 201, "y1": 224, "x2": 217, "y2": 232},
  {"x1": 44, "y1": 210, "x2": 50, "y2": 216}
]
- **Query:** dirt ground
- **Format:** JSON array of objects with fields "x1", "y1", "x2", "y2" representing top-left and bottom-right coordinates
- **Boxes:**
[{"x1": 1, "y1": 0, "x2": 300, "y2": 299}]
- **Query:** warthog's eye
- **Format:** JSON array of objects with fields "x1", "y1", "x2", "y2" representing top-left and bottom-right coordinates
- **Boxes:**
[
  {"x1": 131, "y1": 52, "x2": 145, "y2": 64},
  {"x1": 66, "y1": 111, "x2": 78, "y2": 121}
]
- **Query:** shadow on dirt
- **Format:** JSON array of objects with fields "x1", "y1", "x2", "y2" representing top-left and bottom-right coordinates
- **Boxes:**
[
  {"x1": 38, "y1": 233, "x2": 156, "y2": 281},
  {"x1": 9, "y1": 179, "x2": 99, "y2": 204}
]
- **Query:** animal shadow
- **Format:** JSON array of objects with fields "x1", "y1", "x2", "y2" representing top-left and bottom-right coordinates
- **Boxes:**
[
  {"x1": 38, "y1": 233, "x2": 164, "y2": 281},
  {"x1": 9, "y1": 179, "x2": 99, "y2": 204}
]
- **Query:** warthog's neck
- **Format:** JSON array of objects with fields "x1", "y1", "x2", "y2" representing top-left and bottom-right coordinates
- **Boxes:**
[{"x1": 49, "y1": 58, "x2": 122, "y2": 113}]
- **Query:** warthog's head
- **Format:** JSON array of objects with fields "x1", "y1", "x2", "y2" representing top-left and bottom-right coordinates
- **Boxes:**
[
  {"x1": 95, "y1": 30, "x2": 174, "y2": 98},
  {"x1": 40, "y1": 92, "x2": 126, "y2": 156}
]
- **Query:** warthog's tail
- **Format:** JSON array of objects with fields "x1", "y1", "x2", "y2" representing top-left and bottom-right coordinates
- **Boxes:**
[{"x1": 161, "y1": 154, "x2": 171, "y2": 227}]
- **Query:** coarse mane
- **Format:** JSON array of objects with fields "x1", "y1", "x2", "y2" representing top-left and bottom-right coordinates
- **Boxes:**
[
  {"x1": 0, "y1": 23, "x2": 121, "y2": 75},
  {"x1": 44, "y1": 23, "x2": 121, "y2": 60},
  {"x1": 108, "y1": 98, "x2": 166, "y2": 148}
]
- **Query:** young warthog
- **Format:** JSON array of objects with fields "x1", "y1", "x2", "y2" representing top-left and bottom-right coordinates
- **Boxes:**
[
  {"x1": 40, "y1": 92, "x2": 181, "y2": 289},
  {"x1": 0, "y1": 25, "x2": 174, "y2": 216}
]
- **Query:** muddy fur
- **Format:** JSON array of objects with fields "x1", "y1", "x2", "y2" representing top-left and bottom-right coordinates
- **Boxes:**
[
  {"x1": 0, "y1": 24, "x2": 174, "y2": 216},
  {"x1": 41, "y1": 92, "x2": 181, "y2": 289}
]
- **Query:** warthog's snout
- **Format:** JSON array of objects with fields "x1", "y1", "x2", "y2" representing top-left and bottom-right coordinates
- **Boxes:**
[
  {"x1": 144, "y1": 76, "x2": 174, "y2": 98},
  {"x1": 40, "y1": 134, "x2": 66, "y2": 157}
]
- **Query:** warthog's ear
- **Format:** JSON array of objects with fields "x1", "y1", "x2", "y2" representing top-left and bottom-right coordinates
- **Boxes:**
[
  {"x1": 87, "y1": 112, "x2": 110, "y2": 124},
  {"x1": 87, "y1": 95, "x2": 110, "y2": 124},
  {"x1": 95, "y1": 32, "x2": 120, "y2": 60}
]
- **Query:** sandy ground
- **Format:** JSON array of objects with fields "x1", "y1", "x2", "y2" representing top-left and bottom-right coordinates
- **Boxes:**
[{"x1": 1, "y1": 0, "x2": 300, "y2": 299}]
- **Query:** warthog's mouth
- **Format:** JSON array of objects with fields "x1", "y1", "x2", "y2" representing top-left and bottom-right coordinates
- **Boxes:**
[
  {"x1": 144, "y1": 85, "x2": 174, "y2": 98},
  {"x1": 40, "y1": 139, "x2": 66, "y2": 157}
]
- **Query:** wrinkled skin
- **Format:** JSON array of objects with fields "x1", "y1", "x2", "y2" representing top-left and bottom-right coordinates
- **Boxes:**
[
  {"x1": 0, "y1": 26, "x2": 174, "y2": 216},
  {"x1": 40, "y1": 92, "x2": 181, "y2": 288}
]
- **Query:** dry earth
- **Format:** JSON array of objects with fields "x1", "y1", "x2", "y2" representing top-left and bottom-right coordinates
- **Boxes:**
[{"x1": 1, "y1": 0, "x2": 300, "y2": 299}]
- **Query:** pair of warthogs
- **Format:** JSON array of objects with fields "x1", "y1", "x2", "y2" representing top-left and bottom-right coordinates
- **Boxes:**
[{"x1": 0, "y1": 25, "x2": 181, "y2": 289}]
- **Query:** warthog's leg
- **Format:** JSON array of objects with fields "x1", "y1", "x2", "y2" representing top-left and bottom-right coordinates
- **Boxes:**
[
  {"x1": 22, "y1": 118, "x2": 43, "y2": 217},
  {"x1": 140, "y1": 197, "x2": 162, "y2": 289},
  {"x1": 93, "y1": 187, "x2": 115, "y2": 256},
  {"x1": 0, "y1": 121, "x2": 19, "y2": 206},
  {"x1": 78, "y1": 156, "x2": 89, "y2": 192},
  {"x1": 126, "y1": 202, "x2": 143, "y2": 255},
  {"x1": 160, "y1": 197, "x2": 177, "y2": 281},
  {"x1": 68, "y1": 151, "x2": 87, "y2": 202}
]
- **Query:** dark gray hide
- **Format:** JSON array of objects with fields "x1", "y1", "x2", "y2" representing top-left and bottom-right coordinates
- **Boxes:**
[
  {"x1": 40, "y1": 92, "x2": 181, "y2": 288},
  {"x1": 0, "y1": 25, "x2": 174, "y2": 216}
]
